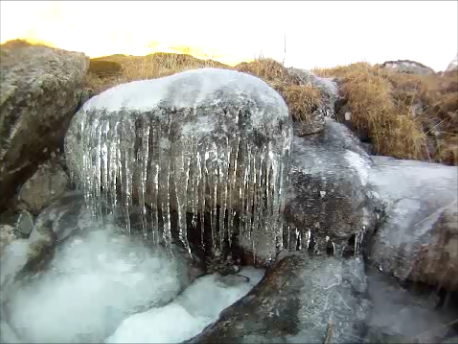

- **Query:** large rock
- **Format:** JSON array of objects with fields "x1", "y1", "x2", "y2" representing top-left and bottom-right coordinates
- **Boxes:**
[
  {"x1": 187, "y1": 254, "x2": 370, "y2": 344},
  {"x1": 0, "y1": 40, "x2": 89, "y2": 213},
  {"x1": 283, "y1": 119, "x2": 378, "y2": 255},
  {"x1": 65, "y1": 68, "x2": 292, "y2": 262},
  {"x1": 367, "y1": 156, "x2": 458, "y2": 291},
  {"x1": 17, "y1": 154, "x2": 71, "y2": 215}
]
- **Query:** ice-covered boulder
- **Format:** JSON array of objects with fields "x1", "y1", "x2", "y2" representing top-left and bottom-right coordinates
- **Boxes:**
[
  {"x1": 367, "y1": 156, "x2": 458, "y2": 291},
  {"x1": 283, "y1": 119, "x2": 378, "y2": 255},
  {"x1": 65, "y1": 68, "x2": 292, "y2": 262}
]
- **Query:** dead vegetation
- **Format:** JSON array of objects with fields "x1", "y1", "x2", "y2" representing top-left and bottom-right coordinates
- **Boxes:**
[
  {"x1": 314, "y1": 63, "x2": 458, "y2": 165},
  {"x1": 85, "y1": 53, "x2": 229, "y2": 95},
  {"x1": 235, "y1": 58, "x2": 323, "y2": 123}
]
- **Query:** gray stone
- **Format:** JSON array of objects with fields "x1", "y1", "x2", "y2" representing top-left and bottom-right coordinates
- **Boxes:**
[
  {"x1": 0, "y1": 40, "x2": 89, "y2": 212},
  {"x1": 367, "y1": 156, "x2": 458, "y2": 291},
  {"x1": 187, "y1": 254, "x2": 370, "y2": 344},
  {"x1": 0, "y1": 210, "x2": 34, "y2": 238},
  {"x1": 381, "y1": 60, "x2": 435, "y2": 76},
  {"x1": 29, "y1": 191, "x2": 91, "y2": 246},
  {"x1": 18, "y1": 155, "x2": 70, "y2": 215},
  {"x1": 284, "y1": 119, "x2": 378, "y2": 255}
]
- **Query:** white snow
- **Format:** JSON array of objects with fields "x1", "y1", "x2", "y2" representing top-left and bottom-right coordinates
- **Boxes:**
[
  {"x1": 83, "y1": 68, "x2": 287, "y2": 115},
  {"x1": 1, "y1": 223, "x2": 264, "y2": 344},
  {"x1": 106, "y1": 267, "x2": 265, "y2": 344},
  {"x1": 4, "y1": 226, "x2": 191, "y2": 343}
]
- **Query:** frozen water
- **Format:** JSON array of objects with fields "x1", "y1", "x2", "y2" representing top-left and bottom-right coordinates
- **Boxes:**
[
  {"x1": 106, "y1": 267, "x2": 265, "y2": 344},
  {"x1": 2, "y1": 226, "x2": 191, "y2": 343},
  {"x1": 65, "y1": 68, "x2": 292, "y2": 262}
]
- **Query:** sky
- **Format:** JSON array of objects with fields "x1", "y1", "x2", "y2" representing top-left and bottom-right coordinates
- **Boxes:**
[{"x1": 1, "y1": 1, "x2": 457, "y2": 71}]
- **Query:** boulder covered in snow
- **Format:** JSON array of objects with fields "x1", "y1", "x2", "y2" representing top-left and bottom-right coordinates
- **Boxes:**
[
  {"x1": 283, "y1": 119, "x2": 378, "y2": 255},
  {"x1": 65, "y1": 68, "x2": 292, "y2": 262},
  {"x1": 0, "y1": 40, "x2": 89, "y2": 213},
  {"x1": 367, "y1": 156, "x2": 458, "y2": 291},
  {"x1": 187, "y1": 254, "x2": 370, "y2": 344}
]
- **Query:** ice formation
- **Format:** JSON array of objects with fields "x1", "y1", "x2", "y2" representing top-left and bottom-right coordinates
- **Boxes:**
[{"x1": 65, "y1": 68, "x2": 292, "y2": 262}]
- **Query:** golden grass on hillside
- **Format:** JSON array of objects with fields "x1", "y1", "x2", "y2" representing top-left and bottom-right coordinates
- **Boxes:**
[
  {"x1": 314, "y1": 63, "x2": 458, "y2": 165},
  {"x1": 85, "y1": 53, "x2": 229, "y2": 96}
]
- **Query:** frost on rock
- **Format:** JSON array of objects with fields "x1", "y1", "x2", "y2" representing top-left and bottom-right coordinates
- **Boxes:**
[
  {"x1": 367, "y1": 156, "x2": 458, "y2": 288},
  {"x1": 283, "y1": 120, "x2": 375, "y2": 256},
  {"x1": 64, "y1": 68, "x2": 292, "y2": 263},
  {"x1": 2, "y1": 226, "x2": 191, "y2": 344}
]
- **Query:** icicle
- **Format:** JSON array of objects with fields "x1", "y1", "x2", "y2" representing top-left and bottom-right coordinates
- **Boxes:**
[
  {"x1": 138, "y1": 115, "x2": 150, "y2": 238},
  {"x1": 149, "y1": 122, "x2": 160, "y2": 245},
  {"x1": 160, "y1": 125, "x2": 172, "y2": 249}
]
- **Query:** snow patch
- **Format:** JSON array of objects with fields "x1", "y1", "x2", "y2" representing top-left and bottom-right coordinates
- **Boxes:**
[
  {"x1": 4, "y1": 226, "x2": 190, "y2": 344},
  {"x1": 106, "y1": 267, "x2": 265, "y2": 344}
]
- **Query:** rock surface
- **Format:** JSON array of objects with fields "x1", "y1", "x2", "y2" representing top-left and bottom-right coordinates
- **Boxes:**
[
  {"x1": 65, "y1": 68, "x2": 292, "y2": 263},
  {"x1": 367, "y1": 156, "x2": 458, "y2": 291},
  {"x1": 0, "y1": 210, "x2": 34, "y2": 254},
  {"x1": 17, "y1": 154, "x2": 71, "y2": 215},
  {"x1": 381, "y1": 60, "x2": 435, "y2": 76},
  {"x1": 365, "y1": 267, "x2": 458, "y2": 344},
  {"x1": 284, "y1": 119, "x2": 378, "y2": 255},
  {"x1": 0, "y1": 40, "x2": 89, "y2": 213},
  {"x1": 187, "y1": 253, "x2": 370, "y2": 344}
]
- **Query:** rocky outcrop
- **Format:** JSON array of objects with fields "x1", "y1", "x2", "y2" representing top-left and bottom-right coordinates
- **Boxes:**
[
  {"x1": 187, "y1": 254, "x2": 370, "y2": 344},
  {"x1": 65, "y1": 68, "x2": 292, "y2": 263},
  {"x1": 284, "y1": 119, "x2": 378, "y2": 255},
  {"x1": 367, "y1": 156, "x2": 458, "y2": 291},
  {"x1": 381, "y1": 60, "x2": 435, "y2": 76},
  {"x1": 0, "y1": 40, "x2": 89, "y2": 213}
]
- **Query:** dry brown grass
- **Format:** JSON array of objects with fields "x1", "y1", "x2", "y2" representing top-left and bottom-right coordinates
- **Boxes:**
[
  {"x1": 235, "y1": 58, "x2": 323, "y2": 123},
  {"x1": 314, "y1": 63, "x2": 458, "y2": 165},
  {"x1": 85, "y1": 52, "x2": 230, "y2": 96}
]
